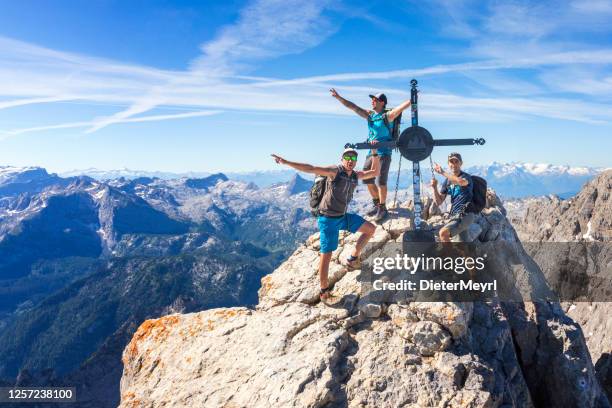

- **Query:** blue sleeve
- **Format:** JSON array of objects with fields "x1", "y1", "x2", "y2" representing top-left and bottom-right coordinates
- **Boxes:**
[{"x1": 440, "y1": 178, "x2": 448, "y2": 195}]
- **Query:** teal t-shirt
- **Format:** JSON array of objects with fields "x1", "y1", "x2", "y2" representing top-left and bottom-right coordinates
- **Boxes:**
[{"x1": 367, "y1": 111, "x2": 393, "y2": 157}]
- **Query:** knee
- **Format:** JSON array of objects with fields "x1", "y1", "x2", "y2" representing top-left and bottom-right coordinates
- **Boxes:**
[
  {"x1": 364, "y1": 221, "x2": 376, "y2": 236},
  {"x1": 439, "y1": 228, "x2": 451, "y2": 241}
]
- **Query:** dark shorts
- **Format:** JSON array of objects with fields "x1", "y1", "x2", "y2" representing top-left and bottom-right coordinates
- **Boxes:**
[
  {"x1": 442, "y1": 212, "x2": 476, "y2": 242},
  {"x1": 362, "y1": 155, "x2": 392, "y2": 186}
]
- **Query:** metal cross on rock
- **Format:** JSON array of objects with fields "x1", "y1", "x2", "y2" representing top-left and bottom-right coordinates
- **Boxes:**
[{"x1": 344, "y1": 79, "x2": 486, "y2": 242}]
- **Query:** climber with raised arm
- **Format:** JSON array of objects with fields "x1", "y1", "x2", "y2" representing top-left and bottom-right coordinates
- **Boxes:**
[
  {"x1": 430, "y1": 152, "x2": 476, "y2": 242},
  {"x1": 271, "y1": 146, "x2": 380, "y2": 301},
  {"x1": 330, "y1": 88, "x2": 412, "y2": 222}
]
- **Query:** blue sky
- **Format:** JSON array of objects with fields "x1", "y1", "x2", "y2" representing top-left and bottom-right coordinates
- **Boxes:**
[{"x1": 0, "y1": 0, "x2": 610, "y2": 173}]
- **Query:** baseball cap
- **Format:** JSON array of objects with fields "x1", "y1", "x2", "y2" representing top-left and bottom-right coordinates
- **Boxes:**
[
  {"x1": 368, "y1": 93, "x2": 387, "y2": 104},
  {"x1": 343, "y1": 147, "x2": 358, "y2": 156},
  {"x1": 448, "y1": 152, "x2": 463, "y2": 162}
]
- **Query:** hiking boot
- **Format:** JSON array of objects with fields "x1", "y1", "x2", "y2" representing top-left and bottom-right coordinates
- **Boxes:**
[
  {"x1": 319, "y1": 286, "x2": 332, "y2": 301},
  {"x1": 374, "y1": 205, "x2": 388, "y2": 222},
  {"x1": 341, "y1": 255, "x2": 361, "y2": 270},
  {"x1": 366, "y1": 205, "x2": 379, "y2": 217},
  {"x1": 366, "y1": 199, "x2": 380, "y2": 217}
]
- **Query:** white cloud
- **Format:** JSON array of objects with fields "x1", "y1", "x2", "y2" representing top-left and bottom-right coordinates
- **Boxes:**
[
  {"x1": 193, "y1": 0, "x2": 338, "y2": 74},
  {"x1": 570, "y1": 0, "x2": 612, "y2": 14},
  {"x1": 2, "y1": 110, "x2": 222, "y2": 139},
  {"x1": 0, "y1": 0, "x2": 611, "y2": 137},
  {"x1": 86, "y1": 0, "x2": 341, "y2": 133},
  {"x1": 0, "y1": 96, "x2": 80, "y2": 109}
]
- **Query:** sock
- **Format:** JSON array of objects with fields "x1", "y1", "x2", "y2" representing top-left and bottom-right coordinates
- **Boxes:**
[{"x1": 372, "y1": 198, "x2": 380, "y2": 206}]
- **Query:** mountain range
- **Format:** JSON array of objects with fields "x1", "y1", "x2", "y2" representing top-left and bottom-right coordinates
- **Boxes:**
[
  {"x1": 58, "y1": 161, "x2": 605, "y2": 198},
  {"x1": 0, "y1": 166, "x2": 320, "y2": 406},
  {"x1": 0, "y1": 164, "x2": 607, "y2": 407}
]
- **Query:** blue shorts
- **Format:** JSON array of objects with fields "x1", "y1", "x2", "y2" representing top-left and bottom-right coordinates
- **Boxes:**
[{"x1": 318, "y1": 213, "x2": 366, "y2": 254}]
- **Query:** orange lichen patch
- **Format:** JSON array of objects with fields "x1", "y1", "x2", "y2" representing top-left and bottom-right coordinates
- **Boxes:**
[
  {"x1": 125, "y1": 315, "x2": 181, "y2": 359},
  {"x1": 120, "y1": 392, "x2": 141, "y2": 407},
  {"x1": 260, "y1": 275, "x2": 274, "y2": 295},
  {"x1": 122, "y1": 391, "x2": 136, "y2": 400},
  {"x1": 213, "y1": 309, "x2": 247, "y2": 319},
  {"x1": 446, "y1": 309, "x2": 458, "y2": 322},
  {"x1": 123, "y1": 399, "x2": 143, "y2": 408}
]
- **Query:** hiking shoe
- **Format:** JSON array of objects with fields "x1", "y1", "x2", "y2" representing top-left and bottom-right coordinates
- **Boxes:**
[
  {"x1": 342, "y1": 256, "x2": 361, "y2": 270},
  {"x1": 319, "y1": 286, "x2": 332, "y2": 301},
  {"x1": 374, "y1": 206, "x2": 388, "y2": 222},
  {"x1": 366, "y1": 203, "x2": 379, "y2": 217}
]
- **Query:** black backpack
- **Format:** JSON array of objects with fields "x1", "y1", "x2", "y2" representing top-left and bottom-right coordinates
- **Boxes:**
[
  {"x1": 383, "y1": 109, "x2": 402, "y2": 141},
  {"x1": 309, "y1": 175, "x2": 327, "y2": 217},
  {"x1": 469, "y1": 175, "x2": 487, "y2": 213}
]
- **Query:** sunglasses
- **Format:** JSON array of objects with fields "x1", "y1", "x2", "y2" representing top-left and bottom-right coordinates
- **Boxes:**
[{"x1": 343, "y1": 155, "x2": 358, "y2": 161}]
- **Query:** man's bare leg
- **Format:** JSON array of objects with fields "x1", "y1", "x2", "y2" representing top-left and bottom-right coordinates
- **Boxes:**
[
  {"x1": 319, "y1": 252, "x2": 332, "y2": 299},
  {"x1": 379, "y1": 185, "x2": 388, "y2": 206},
  {"x1": 351, "y1": 221, "x2": 376, "y2": 258},
  {"x1": 366, "y1": 183, "x2": 379, "y2": 201}
]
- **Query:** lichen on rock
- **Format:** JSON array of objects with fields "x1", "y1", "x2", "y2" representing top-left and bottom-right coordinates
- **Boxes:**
[{"x1": 119, "y1": 188, "x2": 610, "y2": 408}]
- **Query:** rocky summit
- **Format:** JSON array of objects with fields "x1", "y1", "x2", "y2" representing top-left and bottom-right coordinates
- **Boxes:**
[
  {"x1": 119, "y1": 188, "x2": 610, "y2": 408},
  {"x1": 511, "y1": 170, "x2": 612, "y2": 402}
]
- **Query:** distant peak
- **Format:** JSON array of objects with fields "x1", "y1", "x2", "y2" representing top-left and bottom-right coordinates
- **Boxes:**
[
  {"x1": 184, "y1": 173, "x2": 228, "y2": 190},
  {"x1": 286, "y1": 172, "x2": 311, "y2": 195}
]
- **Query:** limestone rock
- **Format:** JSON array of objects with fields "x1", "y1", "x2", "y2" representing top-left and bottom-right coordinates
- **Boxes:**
[
  {"x1": 512, "y1": 170, "x2": 611, "y2": 242},
  {"x1": 509, "y1": 171, "x2": 612, "y2": 403},
  {"x1": 119, "y1": 185, "x2": 610, "y2": 408},
  {"x1": 404, "y1": 320, "x2": 452, "y2": 356},
  {"x1": 408, "y1": 302, "x2": 473, "y2": 340},
  {"x1": 120, "y1": 303, "x2": 349, "y2": 407}
]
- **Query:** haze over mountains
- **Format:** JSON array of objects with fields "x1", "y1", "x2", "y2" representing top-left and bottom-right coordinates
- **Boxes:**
[{"x1": 59, "y1": 161, "x2": 604, "y2": 198}]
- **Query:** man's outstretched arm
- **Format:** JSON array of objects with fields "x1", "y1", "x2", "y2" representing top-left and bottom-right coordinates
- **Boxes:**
[
  {"x1": 271, "y1": 154, "x2": 337, "y2": 177},
  {"x1": 433, "y1": 163, "x2": 469, "y2": 186},
  {"x1": 330, "y1": 88, "x2": 369, "y2": 119},
  {"x1": 386, "y1": 99, "x2": 411, "y2": 122},
  {"x1": 357, "y1": 149, "x2": 380, "y2": 180}
]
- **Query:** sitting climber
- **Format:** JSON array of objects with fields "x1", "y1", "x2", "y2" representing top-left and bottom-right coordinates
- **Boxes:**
[
  {"x1": 430, "y1": 152, "x2": 475, "y2": 242},
  {"x1": 271, "y1": 147, "x2": 379, "y2": 301},
  {"x1": 330, "y1": 88, "x2": 412, "y2": 222}
]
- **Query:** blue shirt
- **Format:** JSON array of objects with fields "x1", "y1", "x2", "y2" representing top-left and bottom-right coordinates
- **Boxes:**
[
  {"x1": 367, "y1": 111, "x2": 393, "y2": 157},
  {"x1": 440, "y1": 172, "x2": 473, "y2": 215}
]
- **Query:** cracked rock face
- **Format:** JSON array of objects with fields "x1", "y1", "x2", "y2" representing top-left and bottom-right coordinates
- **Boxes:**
[
  {"x1": 120, "y1": 189, "x2": 610, "y2": 408},
  {"x1": 511, "y1": 171, "x2": 612, "y2": 402}
]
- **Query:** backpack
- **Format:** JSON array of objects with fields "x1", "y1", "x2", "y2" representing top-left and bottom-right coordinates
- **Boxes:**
[
  {"x1": 367, "y1": 109, "x2": 402, "y2": 142},
  {"x1": 309, "y1": 167, "x2": 358, "y2": 217},
  {"x1": 309, "y1": 175, "x2": 327, "y2": 217},
  {"x1": 383, "y1": 108, "x2": 402, "y2": 141},
  {"x1": 469, "y1": 175, "x2": 487, "y2": 213}
]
